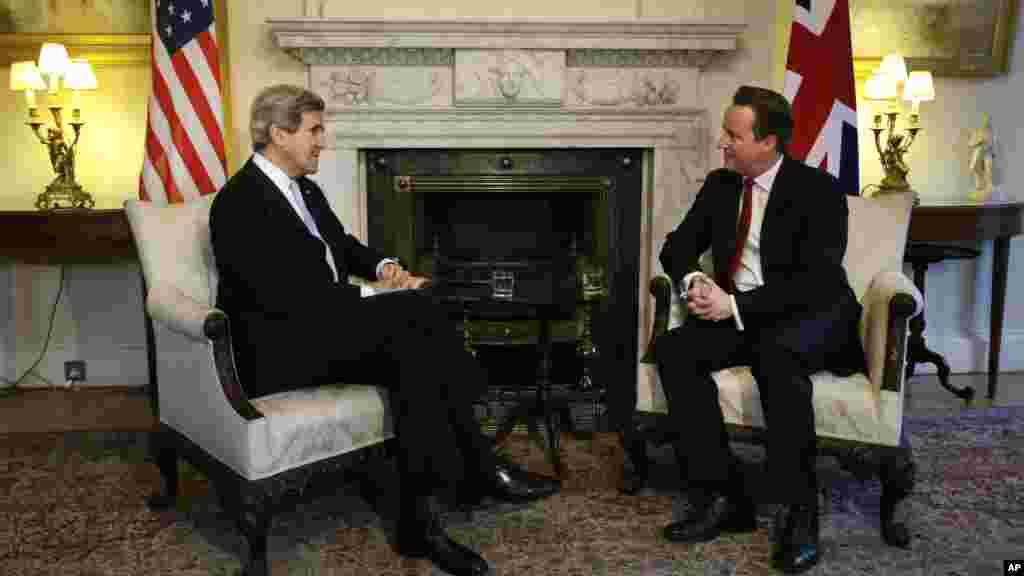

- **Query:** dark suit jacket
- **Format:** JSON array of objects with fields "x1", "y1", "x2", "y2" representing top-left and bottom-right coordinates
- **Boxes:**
[
  {"x1": 660, "y1": 156, "x2": 865, "y2": 375},
  {"x1": 210, "y1": 157, "x2": 387, "y2": 397}
]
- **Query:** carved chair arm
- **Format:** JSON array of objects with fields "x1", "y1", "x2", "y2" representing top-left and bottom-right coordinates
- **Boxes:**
[
  {"x1": 640, "y1": 275, "x2": 674, "y2": 363},
  {"x1": 146, "y1": 283, "x2": 262, "y2": 421},
  {"x1": 861, "y1": 271, "x2": 923, "y2": 394}
]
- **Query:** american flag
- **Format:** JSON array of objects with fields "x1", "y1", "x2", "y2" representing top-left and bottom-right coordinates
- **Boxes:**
[
  {"x1": 783, "y1": 0, "x2": 859, "y2": 195},
  {"x1": 140, "y1": 0, "x2": 226, "y2": 204}
]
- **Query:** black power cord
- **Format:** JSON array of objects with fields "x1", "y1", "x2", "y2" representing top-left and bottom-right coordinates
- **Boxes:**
[{"x1": 0, "y1": 266, "x2": 65, "y2": 396}]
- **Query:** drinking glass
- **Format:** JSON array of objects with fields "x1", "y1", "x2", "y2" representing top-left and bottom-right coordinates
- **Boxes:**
[{"x1": 491, "y1": 269, "x2": 514, "y2": 298}]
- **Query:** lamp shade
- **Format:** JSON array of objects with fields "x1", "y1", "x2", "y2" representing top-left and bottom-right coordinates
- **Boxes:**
[
  {"x1": 903, "y1": 70, "x2": 935, "y2": 103},
  {"x1": 37, "y1": 42, "x2": 71, "y2": 76},
  {"x1": 879, "y1": 53, "x2": 909, "y2": 83},
  {"x1": 10, "y1": 61, "x2": 46, "y2": 91},
  {"x1": 64, "y1": 59, "x2": 97, "y2": 90},
  {"x1": 864, "y1": 72, "x2": 898, "y2": 101}
]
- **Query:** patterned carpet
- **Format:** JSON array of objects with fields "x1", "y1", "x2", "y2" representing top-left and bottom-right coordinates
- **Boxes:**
[{"x1": 1, "y1": 407, "x2": 1022, "y2": 575}]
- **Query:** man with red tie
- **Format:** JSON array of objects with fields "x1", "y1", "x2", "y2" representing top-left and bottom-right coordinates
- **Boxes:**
[{"x1": 656, "y1": 85, "x2": 865, "y2": 573}]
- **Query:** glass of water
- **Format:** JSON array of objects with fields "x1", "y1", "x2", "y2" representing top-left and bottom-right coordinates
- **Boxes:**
[{"x1": 491, "y1": 270, "x2": 514, "y2": 298}]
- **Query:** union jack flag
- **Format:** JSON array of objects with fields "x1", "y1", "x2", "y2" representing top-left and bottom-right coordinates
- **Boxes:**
[
  {"x1": 140, "y1": 0, "x2": 227, "y2": 204},
  {"x1": 783, "y1": 0, "x2": 859, "y2": 195}
]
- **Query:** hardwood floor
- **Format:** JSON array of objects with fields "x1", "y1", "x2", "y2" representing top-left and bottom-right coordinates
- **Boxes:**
[
  {"x1": 0, "y1": 371, "x2": 1021, "y2": 435},
  {"x1": 0, "y1": 386, "x2": 155, "y2": 434}
]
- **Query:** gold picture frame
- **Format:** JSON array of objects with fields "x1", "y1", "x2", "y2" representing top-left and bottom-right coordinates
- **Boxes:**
[
  {"x1": 0, "y1": 0, "x2": 150, "y2": 64},
  {"x1": 0, "y1": 33, "x2": 150, "y2": 65},
  {"x1": 851, "y1": 0, "x2": 1017, "y2": 77}
]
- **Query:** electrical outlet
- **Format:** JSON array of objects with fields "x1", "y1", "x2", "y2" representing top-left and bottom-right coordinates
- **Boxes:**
[{"x1": 64, "y1": 360, "x2": 87, "y2": 382}]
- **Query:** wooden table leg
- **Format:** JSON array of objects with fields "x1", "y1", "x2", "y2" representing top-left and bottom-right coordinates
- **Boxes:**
[
  {"x1": 906, "y1": 256, "x2": 974, "y2": 403},
  {"x1": 989, "y1": 236, "x2": 1009, "y2": 400}
]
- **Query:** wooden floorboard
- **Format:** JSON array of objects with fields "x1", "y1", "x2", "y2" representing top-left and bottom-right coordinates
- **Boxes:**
[{"x1": 0, "y1": 387, "x2": 155, "y2": 434}]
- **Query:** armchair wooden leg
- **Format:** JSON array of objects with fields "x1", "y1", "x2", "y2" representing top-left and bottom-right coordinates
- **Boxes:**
[
  {"x1": 879, "y1": 441, "x2": 915, "y2": 548},
  {"x1": 237, "y1": 508, "x2": 272, "y2": 576},
  {"x1": 145, "y1": 430, "x2": 178, "y2": 510}
]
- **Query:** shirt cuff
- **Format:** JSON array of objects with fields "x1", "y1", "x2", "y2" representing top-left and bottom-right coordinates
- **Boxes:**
[
  {"x1": 730, "y1": 294, "x2": 745, "y2": 331},
  {"x1": 375, "y1": 258, "x2": 400, "y2": 280}
]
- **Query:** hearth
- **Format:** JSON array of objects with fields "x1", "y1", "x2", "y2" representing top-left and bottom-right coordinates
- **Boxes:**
[{"x1": 365, "y1": 148, "x2": 641, "y2": 406}]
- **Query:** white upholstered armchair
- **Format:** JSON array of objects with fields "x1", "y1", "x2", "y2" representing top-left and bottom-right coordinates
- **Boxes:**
[
  {"x1": 627, "y1": 191, "x2": 923, "y2": 547},
  {"x1": 125, "y1": 195, "x2": 395, "y2": 576}
]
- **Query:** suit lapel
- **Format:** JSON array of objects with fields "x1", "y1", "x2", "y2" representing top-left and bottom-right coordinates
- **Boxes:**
[
  {"x1": 244, "y1": 160, "x2": 318, "y2": 240},
  {"x1": 713, "y1": 171, "x2": 743, "y2": 278},
  {"x1": 760, "y1": 157, "x2": 799, "y2": 275}
]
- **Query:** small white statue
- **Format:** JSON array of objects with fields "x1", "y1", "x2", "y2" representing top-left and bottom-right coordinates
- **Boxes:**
[{"x1": 967, "y1": 113, "x2": 996, "y2": 200}]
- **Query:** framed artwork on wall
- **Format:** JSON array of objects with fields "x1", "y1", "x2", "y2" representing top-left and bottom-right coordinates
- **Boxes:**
[
  {"x1": 851, "y1": 0, "x2": 1016, "y2": 77},
  {"x1": 0, "y1": 0, "x2": 150, "y2": 64}
]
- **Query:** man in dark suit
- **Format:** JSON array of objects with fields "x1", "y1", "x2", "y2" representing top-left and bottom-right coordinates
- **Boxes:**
[
  {"x1": 210, "y1": 84, "x2": 559, "y2": 576},
  {"x1": 656, "y1": 86, "x2": 865, "y2": 573}
]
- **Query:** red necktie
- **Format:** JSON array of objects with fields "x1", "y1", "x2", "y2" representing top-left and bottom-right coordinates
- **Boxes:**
[{"x1": 720, "y1": 177, "x2": 753, "y2": 294}]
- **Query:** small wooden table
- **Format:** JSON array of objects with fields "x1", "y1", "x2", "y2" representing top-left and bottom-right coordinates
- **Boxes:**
[
  {"x1": 427, "y1": 272, "x2": 582, "y2": 476},
  {"x1": 0, "y1": 209, "x2": 135, "y2": 264},
  {"x1": 906, "y1": 200, "x2": 1024, "y2": 402}
]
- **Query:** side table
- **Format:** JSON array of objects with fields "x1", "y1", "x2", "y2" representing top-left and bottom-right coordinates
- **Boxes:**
[
  {"x1": 429, "y1": 276, "x2": 581, "y2": 475},
  {"x1": 906, "y1": 200, "x2": 1024, "y2": 402},
  {"x1": 903, "y1": 242, "x2": 979, "y2": 402}
]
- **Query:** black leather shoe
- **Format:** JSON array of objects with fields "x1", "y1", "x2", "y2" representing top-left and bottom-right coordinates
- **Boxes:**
[
  {"x1": 397, "y1": 526, "x2": 490, "y2": 576},
  {"x1": 485, "y1": 462, "x2": 560, "y2": 503},
  {"x1": 663, "y1": 493, "x2": 757, "y2": 543},
  {"x1": 772, "y1": 502, "x2": 820, "y2": 574},
  {"x1": 397, "y1": 494, "x2": 491, "y2": 576}
]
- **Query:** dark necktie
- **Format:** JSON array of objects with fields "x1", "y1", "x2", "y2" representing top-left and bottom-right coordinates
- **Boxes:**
[{"x1": 720, "y1": 177, "x2": 753, "y2": 294}]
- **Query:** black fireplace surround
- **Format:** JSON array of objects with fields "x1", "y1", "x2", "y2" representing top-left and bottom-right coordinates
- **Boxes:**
[{"x1": 365, "y1": 148, "x2": 641, "y2": 430}]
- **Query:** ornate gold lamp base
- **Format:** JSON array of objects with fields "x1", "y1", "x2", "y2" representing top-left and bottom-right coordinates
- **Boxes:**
[
  {"x1": 868, "y1": 113, "x2": 921, "y2": 205},
  {"x1": 36, "y1": 178, "x2": 95, "y2": 211},
  {"x1": 867, "y1": 183, "x2": 919, "y2": 206}
]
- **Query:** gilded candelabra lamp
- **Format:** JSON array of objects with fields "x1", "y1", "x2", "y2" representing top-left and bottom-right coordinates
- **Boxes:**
[
  {"x1": 863, "y1": 54, "x2": 934, "y2": 199},
  {"x1": 10, "y1": 43, "x2": 98, "y2": 210}
]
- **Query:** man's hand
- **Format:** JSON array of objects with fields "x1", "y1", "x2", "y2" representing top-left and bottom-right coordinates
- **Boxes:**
[
  {"x1": 377, "y1": 262, "x2": 430, "y2": 290},
  {"x1": 378, "y1": 262, "x2": 410, "y2": 289},
  {"x1": 686, "y1": 276, "x2": 733, "y2": 322}
]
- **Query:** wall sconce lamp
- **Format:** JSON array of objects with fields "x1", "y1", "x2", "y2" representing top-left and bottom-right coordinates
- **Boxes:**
[
  {"x1": 863, "y1": 54, "x2": 934, "y2": 196},
  {"x1": 9, "y1": 42, "x2": 98, "y2": 210}
]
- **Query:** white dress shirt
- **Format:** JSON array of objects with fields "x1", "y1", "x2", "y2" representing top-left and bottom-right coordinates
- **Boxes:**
[
  {"x1": 252, "y1": 153, "x2": 398, "y2": 284},
  {"x1": 684, "y1": 154, "x2": 783, "y2": 330}
]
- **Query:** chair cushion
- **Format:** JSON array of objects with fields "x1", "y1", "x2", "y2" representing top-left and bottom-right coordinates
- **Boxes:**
[
  {"x1": 124, "y1": 196, "x2": 219, "y2": 307},
  {"x1": 637, "y1": 363, "x2": 901, "y2": 446},
  {"x1": 247, "y1": 384, "x2": 394, "y2": 479},
  {"x1": 843, "y1": 192, "x2": 914, "y2": 302}
]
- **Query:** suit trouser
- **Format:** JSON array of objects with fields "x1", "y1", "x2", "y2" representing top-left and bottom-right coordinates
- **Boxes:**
[
  {"x1": 325, "y1": 290, "x2": 497, "y2": 502},
  {"x1": 655, "y1": 317, "x2": 819, "y2": 505}
]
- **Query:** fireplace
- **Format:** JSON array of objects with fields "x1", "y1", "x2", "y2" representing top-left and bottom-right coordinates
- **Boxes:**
[
  {"x1": 366, "y1": 148, "x2": 641, "y2": 397},
  {"x1": 267, "y1": 15, "x2": 744, "y2": 430}
]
